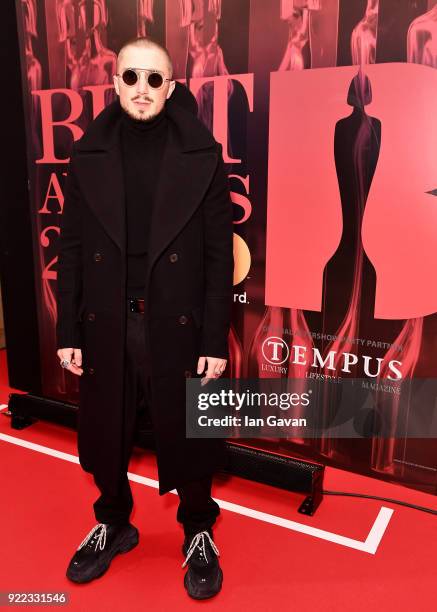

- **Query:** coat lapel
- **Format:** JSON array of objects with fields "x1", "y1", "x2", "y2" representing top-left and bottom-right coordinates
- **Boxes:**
[
  {"x1": 146, "y1": 126, "x2": 217, "y2": 278},
  {"x1": 74, "y1": 102, "x2": 126, "y2": 252},
  {"x1": 74, "y1": 140, "x2": 126, "y2": 253}
]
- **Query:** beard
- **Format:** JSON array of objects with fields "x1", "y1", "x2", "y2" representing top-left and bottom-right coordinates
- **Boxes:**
[{"x1": 120, "y1": 97, "x2": 158, "y2": 122}]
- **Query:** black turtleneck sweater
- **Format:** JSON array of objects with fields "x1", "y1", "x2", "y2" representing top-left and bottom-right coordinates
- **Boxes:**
[{"x1": 120, "y1": 106, "x2": 168, "y2": 298}]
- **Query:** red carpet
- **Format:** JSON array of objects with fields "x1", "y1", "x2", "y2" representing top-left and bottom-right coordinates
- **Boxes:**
[{"x1": 0, "y1": 348, "x2": 436, "y2": 611}]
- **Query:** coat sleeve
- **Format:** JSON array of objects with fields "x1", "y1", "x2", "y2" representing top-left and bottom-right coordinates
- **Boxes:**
[
  {"x1": 55, "y1": 143, "x2": 83, "y2": 350},
  {"x1": 200, "y1": 142, "x2": 234, "y2": 360}
]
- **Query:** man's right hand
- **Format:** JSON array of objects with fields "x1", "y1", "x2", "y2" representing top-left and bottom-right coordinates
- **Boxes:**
[{"x1": 56, "y1": 348, "x2": 83, "y2": 376}]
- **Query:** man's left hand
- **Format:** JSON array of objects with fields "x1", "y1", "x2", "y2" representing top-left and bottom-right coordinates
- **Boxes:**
[{"x1": 197, "y1": 356, "x2": 227, "y2": 385}]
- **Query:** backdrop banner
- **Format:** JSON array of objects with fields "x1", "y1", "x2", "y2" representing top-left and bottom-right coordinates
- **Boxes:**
[{"x1": 14, "y1": 0, "x2": 437, "y2": 493}]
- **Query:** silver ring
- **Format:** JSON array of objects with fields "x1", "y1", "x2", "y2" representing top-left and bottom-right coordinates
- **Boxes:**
[{"x1": 60, "y1": 359, "x2": 70, "y2": 368}]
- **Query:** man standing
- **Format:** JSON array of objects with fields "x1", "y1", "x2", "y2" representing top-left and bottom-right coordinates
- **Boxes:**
[{"x1": 55, "y1": 36, "x2": 234, "y2": 600}]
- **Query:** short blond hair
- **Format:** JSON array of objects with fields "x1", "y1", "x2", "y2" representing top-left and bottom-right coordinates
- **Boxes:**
[{"x1": 116, "y1": 36, "x2": 173, "y2": 78}]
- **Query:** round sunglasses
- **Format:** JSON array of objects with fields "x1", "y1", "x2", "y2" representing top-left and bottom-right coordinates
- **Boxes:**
[{"x1": 116, "y1": 67, "x2": 172, "y2": 90}]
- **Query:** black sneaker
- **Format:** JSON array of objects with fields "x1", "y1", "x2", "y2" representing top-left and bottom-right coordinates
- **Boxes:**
[
  {"x1": 66, "y1": 522, "x2": 139, "y2": 583},
  {"x1": 181, "y1": 530, "x2": 223, "y2": 599}
]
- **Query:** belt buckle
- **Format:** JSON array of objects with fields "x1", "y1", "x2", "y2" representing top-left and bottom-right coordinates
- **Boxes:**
[{"x1": 128, "y1": 297, "x2": 145, "y2": 314}]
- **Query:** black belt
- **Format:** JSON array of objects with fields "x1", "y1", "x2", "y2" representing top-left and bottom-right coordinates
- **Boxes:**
[{"x1": 128, "y1": 297, "x2": 145, "y2": 314}]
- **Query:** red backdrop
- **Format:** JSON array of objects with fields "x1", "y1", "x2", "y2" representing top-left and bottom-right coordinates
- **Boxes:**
[{"x1": 15, "y1": 0, "x2": 437, "y2": 493}]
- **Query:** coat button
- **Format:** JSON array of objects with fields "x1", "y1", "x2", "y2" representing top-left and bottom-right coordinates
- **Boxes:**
[
  {"x1": 88, "y1": 367, "x2": 95, "y2": 375},
  {"x1": 93, "y1": 252, "x2": 102, "y2": 262},
  {"x1": 178, "y1": 315, "x2": 188, "y2": 325},
  {"x1": 184, "y1": 370, "x2": 192, "y2": 378},
  {"x1": 87, "y1": 313, "x2": 95, "y2": 322},
  {"x1": 169, "y1": 252, "x2": 178, "y2": 263}
]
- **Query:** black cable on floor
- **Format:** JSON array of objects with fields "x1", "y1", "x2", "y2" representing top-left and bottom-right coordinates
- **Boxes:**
[{"x1": 322, "y1": 490, "x2": 437, "y2": 515}]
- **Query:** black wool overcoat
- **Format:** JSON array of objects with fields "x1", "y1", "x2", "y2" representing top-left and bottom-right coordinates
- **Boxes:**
[{"x1": 55, "y1": 94, "x2": 234, "y2": 495}]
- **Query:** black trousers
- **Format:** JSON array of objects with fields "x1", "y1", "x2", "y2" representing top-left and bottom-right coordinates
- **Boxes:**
[{"x1": 92, "y1": 307, "x2": 220, "y2": 536}]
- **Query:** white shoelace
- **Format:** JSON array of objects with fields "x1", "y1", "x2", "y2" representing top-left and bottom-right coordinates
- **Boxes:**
[
  {"x1": 182, "y1": 530, "x2": 220, "y2": 568},
  {"x1": 77, "y1": 523, "x2": 108, "y2": 552}
]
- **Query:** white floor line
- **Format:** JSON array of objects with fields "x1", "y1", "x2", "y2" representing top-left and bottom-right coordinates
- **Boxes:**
[
  {"x1": 0, "y1": 432, "x2": 80, "y2": 464},
  {"x1": 0, "y1": 431, "x2": 392, "y2": 554},
  {"x1": 364, "y1": 507, "x2": 394, "y2": 554}
]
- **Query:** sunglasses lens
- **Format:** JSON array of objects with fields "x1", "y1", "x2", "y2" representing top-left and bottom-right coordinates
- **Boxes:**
[
  {"x1": 148, "y1": 72, "x2": 164, "y2": 88},
  {"x1": 122, "y1": 69, "x2": 138, "y2": 86}
]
